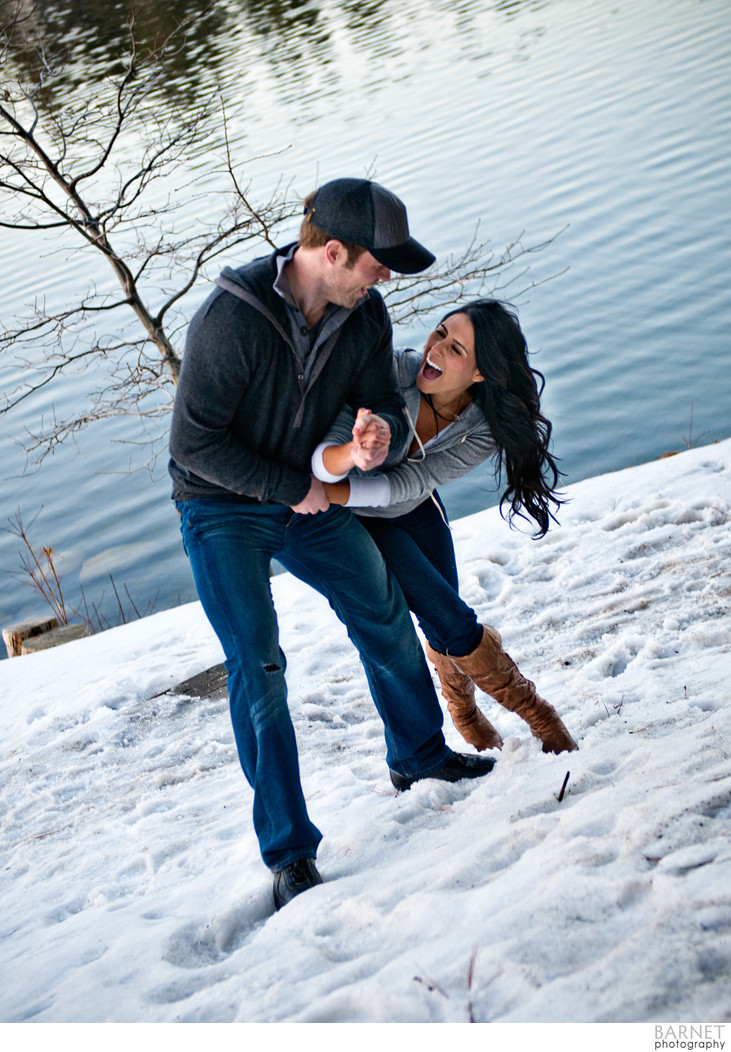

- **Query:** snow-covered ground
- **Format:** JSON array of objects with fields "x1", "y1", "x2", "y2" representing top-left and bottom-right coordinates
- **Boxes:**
[{"x1": 1, "y1": 439, "x2": 730, "y2": 1027}]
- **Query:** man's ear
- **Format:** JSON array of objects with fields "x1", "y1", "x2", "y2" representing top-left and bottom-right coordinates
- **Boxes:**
[{"x1": 324, "y1": 240, "x2": 345, "y2": 265}]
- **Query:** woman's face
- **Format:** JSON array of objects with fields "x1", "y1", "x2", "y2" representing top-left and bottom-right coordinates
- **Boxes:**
[{"x1": 417, "y1": 312, "x2": 484, "y2": 402}]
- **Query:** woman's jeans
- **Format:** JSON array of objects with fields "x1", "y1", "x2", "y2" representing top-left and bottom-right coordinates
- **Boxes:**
[
  {"x1": 177, "y1": 499, "x2": 450, "y2": 870},
  {"x1": 359, "y1": 494, "x2": 483, "y2": 657}
]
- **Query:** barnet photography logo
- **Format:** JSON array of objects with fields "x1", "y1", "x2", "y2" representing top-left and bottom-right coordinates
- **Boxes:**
[{"x1": 655, "y1": 1026, "x2": 727, "y2": 1051}]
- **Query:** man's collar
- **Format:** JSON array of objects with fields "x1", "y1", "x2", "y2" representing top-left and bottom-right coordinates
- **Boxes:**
[{"x1": 273, "y1": 244, "x2": 299, "y2": 308}]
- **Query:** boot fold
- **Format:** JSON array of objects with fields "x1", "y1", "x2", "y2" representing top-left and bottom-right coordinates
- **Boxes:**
[
  {"x1": 450, "y1": 627, "x2": 578, "y2": 755},
  {"x1": 425, "y1": 642, "x2": 503, "y2": 751}
]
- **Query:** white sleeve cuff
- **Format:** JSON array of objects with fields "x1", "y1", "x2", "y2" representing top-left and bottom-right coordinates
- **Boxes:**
[
  {"x1": 345, "y1": 475, "x2": 391, "y2": 508},
  {"x1": 311, "y1": 442, "x2": 348, "y2": 482}
]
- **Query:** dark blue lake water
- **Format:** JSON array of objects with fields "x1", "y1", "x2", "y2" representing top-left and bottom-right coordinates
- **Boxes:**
[{"x1": 1, "y1": 0, "x2": 730, "y2": 649}]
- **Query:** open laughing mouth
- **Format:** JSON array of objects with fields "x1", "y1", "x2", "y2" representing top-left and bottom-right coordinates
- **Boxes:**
[{"x1": 422, "y1": 352, "x2": 443, "y2": 382}]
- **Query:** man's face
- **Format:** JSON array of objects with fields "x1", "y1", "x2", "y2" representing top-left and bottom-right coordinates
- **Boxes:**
[{"x1": 326, "y1": 247, "x2": 391, "y2": 308}]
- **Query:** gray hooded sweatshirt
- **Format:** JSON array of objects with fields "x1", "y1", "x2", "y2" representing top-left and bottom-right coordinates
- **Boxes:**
[{"x1": 319, "y1": 347, "x2": 497, "y2": 517}]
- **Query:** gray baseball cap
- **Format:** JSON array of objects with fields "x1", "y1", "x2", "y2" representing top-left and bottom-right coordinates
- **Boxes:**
[{"x1": 305, "y1": 178, "x2": 436, "y2": 274}]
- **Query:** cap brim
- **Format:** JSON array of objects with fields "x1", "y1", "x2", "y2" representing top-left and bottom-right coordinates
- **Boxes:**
[{"x1": 371, "y1": 238, "x2": 436, "y2": 275}]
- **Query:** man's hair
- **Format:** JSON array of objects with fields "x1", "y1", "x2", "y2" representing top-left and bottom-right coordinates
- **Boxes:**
[{"x1": 298, "y1": 191, "x2": 366, "y2": 266}]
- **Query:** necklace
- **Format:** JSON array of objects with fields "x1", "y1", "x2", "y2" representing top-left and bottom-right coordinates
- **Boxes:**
[{"x1": 423, "y1": 392, "x2": 469, "y2": 424}]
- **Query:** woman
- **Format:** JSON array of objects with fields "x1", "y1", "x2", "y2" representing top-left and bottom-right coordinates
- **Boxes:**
[{"x1": 311, "y1": 299, "x2": 577, "y2": 755}]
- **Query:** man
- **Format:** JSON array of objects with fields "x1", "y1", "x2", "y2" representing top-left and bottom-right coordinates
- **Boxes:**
[{"x1": 169, "y1": 178, "x2": 494, "y2": 910}]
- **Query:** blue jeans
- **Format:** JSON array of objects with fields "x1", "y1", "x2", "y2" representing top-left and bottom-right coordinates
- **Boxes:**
[
  {"x1": 177, "y1": 499, "x2": 449, "y2": 869},
  {"x1": 358, "y1": 495, "x2": 483, "y2": 657}
]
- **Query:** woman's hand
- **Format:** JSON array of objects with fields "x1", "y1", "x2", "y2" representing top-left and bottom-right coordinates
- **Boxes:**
[
  {"x1": 321, "y1": 408, "x2": 391, "y2": 476},
  {"x1": 351, "y1": 408, "x2": 391, "y2": 470}
]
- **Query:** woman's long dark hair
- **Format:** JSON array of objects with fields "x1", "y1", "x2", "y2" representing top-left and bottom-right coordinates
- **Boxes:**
[{"x1": 442, "y1": 299, "x2": 563, "y2": 537}]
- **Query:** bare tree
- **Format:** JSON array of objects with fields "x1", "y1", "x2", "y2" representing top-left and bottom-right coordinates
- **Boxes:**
[
  {"x1": 0, "y1": 0, "x2": 559, "y2": 468},
  {"x1": 0, "y1": 0, "x2": 300, "y2": 463}
]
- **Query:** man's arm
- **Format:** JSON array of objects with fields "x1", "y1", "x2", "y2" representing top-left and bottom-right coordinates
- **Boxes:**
[
  {"x1": 169, "y1": 295, "x2": 311, "y2": 507},
  {"x1": 343, "y1": 297, "x2": 408, "y2": 453}
]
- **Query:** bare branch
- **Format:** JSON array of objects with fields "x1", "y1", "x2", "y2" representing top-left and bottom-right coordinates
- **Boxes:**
[
  {"x1": 2, "y1": 509, "x2": 69, "y2": 624},
  {"x1": 383, "y1": 225, "x2": 568, "y2": 328}
]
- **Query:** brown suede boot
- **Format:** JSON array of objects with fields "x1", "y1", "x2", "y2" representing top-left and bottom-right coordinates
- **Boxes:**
[
  {"x1": 451, "y1": 626, "x2": 578, "y2": 754},
  {"x1": 425, "y1": 642, "x2": 503, "y2": 751}
]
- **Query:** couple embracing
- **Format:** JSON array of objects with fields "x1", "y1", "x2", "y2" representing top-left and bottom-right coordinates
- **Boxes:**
[{"x1": 168, "y1": 177, "x2": 577, "y2": 911}]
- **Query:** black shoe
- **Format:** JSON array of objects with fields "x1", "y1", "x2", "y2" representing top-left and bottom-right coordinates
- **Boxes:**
[
  {"x1": 272, "y1": 858, "x2": 323, "y2": 910},
  {"x1": 390, "y1": 750, "x2": 496, "y2": 792}
]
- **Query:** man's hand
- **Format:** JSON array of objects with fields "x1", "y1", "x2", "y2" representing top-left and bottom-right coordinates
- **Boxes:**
[
  {"x1": 291, "y1": 476, "x2": 330, "y2": 515},
  {"x1": 350, "y1": 408, "x2": 391, "y2": 471}
]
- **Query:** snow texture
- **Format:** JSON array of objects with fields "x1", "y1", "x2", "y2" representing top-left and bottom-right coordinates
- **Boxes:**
[{"x1": 1, "y1": 439, "x2": 730, "y2": 1024}]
